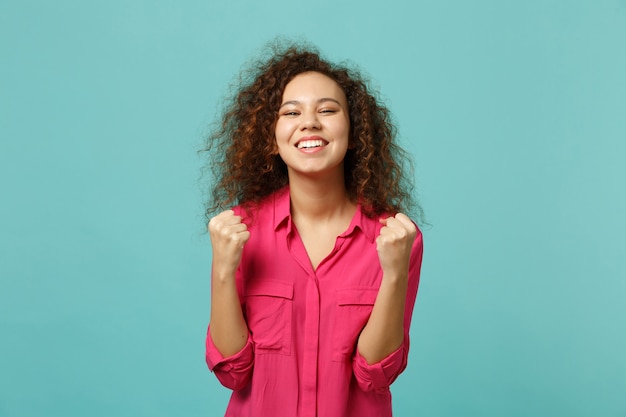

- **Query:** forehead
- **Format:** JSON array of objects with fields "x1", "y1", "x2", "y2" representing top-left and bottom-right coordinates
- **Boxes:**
[{"x1": 281, "y1": 71, "x2": 347, "y2": 104}]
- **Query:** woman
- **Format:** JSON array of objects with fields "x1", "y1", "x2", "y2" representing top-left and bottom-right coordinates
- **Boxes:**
[{"x1": 203, "y1": 42, "x2": 424, "y2": 417}]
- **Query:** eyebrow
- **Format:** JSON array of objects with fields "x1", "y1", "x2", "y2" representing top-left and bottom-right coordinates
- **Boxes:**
[{"x1": 279, "y1": 98, "x2": 342, "y2": 109}]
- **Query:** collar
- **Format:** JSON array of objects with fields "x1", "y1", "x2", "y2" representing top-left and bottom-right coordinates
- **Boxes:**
[
  {"x1": 272, "y1": 186, "x2": 377, "y2": 243},
  {"x1": 273, "y1": 186, "x2": 292, "y2": 232}
]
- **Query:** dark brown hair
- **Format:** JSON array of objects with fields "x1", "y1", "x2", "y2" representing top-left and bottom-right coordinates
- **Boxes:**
[{"x1": 202, "y1": 41, "x2": 421, "y2": 221}]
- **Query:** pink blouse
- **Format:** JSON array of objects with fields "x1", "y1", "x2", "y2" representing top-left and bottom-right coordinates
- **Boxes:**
[{"x1": 206, "y1": 187, "x2": 423, "y2": 417}]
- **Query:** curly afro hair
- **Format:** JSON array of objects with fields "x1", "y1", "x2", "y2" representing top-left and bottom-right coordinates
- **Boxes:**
[{"x1": 202, "y1": 40, "x2": 421, "y2": 222}]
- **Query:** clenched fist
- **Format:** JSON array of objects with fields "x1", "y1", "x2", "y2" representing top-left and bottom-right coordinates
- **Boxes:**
[
  {"x1": 208, "y1": 210, "x2": 250, "y2": 279},
  {"x1": 376, "y1": 213, "x2": 417, "y2": 280}
]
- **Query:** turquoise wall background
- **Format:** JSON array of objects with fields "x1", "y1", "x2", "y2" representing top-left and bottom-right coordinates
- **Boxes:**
[{"x1": 1, "y1": 1, "x2": 625, "y2": 416}]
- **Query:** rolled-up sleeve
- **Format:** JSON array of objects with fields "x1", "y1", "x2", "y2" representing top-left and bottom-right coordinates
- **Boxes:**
[
  {"x1": 205, "y1": 326, "x2": 254, "y2": 391},
  {"x1": 353, "y1": 341, "x2": 409, "y2": 392}
]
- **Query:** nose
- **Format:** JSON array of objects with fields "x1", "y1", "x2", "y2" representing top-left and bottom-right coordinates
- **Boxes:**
[{"x1": 300, "y1": 111, "x2": 321, "y2": 130}]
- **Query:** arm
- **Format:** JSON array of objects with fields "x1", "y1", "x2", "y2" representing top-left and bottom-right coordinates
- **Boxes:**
[
  {"x1": 352, "y1": 231, "x2": 423, "y2": 392},
  {"x1": 357, "y1": 213, "x2": 417, "y2": 363},
  {"x1": 208, "y1": 210, "x2": 250, "y2": 356},
  {"x1": 205, "y1": 210, "x2": 254, "y2": 390}
]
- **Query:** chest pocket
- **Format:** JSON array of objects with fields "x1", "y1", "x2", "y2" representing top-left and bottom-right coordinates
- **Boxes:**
[
  {"x1": 332, "y1": 288, "x2": 379, "y2": 362},
  {"x1": 244, "y1": 279, "x2": 293, "y2": 355}
]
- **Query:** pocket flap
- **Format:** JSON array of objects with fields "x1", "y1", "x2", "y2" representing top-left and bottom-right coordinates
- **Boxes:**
[
  {"x1": 245, "y1": 280, "x2": 294, "y2": 300},
  {"x1": 337, "y1": 288, "x2": 378, "y2": 306}
]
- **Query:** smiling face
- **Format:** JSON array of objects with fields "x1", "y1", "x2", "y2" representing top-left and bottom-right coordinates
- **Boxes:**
[{"x1": 274, "y1": 71, "x2": 351, "y2": 181}]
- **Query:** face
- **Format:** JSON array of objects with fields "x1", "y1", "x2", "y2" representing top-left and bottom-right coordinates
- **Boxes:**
[{"x1": 275, "y1": 71, "x2": 350, "y2": 180}]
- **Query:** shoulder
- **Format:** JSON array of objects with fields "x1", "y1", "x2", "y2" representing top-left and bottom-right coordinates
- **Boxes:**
[{"x1": 232, "y1": 187, "x2": 288, "y2": 228}]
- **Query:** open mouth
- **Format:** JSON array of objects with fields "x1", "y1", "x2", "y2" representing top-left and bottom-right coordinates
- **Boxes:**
[{"x1": 296, "y1": 139, "x2": 328, "y2": 149}]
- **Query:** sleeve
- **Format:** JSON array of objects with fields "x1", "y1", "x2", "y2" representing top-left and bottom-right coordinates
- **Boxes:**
[
  {"x1": 352, "y1": 230, "x2": 424, "y2": 392},
  {"x1": 205, "y1": 325, "x2": 254, "y2": 391}
]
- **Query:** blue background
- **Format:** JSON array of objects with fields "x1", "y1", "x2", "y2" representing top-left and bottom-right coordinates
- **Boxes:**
[{"x1": 1, "y1": 1, "x2": 625, "y2": 416}]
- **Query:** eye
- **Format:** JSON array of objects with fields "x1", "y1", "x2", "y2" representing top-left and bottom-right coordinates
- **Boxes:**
[
  {"x1": 281, "y1": 110, "x2": 300, "y2": 117},
  {"x1": 319, "y1": 108, "x2": 337, "y2": 114}
]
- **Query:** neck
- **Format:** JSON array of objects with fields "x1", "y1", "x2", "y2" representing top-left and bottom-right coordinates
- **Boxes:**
[{"x1": 288, "y1": 171, "x2": 354, "y2": 222}]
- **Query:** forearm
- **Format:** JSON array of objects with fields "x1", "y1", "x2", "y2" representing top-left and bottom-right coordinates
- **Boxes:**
[
  {"x1": 209, "y1": 269, "x2": 249, "y2": 357},
  {"x1": 356, "y1": 272, "x2": 408, "y2": 364}
]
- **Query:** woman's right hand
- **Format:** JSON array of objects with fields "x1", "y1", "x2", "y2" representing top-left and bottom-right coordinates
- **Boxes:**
[{"x1": 208, "y1": 210, "x2": 250, "y2": 279}]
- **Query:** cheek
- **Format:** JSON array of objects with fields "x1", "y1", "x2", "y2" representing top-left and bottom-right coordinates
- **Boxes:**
[
  {"x1": 337, "y1": 119, "x2": 351, "y2": 142},
  {"x1": 274, "y1": 121, "x2": 292, "y2": 143}
]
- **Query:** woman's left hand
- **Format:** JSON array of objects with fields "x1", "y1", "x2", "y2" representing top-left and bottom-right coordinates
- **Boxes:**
[{"x1": 376, "y1": 213, "x2": 417, "y2": 280}]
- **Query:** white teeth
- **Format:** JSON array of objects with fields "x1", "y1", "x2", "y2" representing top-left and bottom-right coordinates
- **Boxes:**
[{"x1": 297, "y1": 140, "x2": 325, "y2": 149}]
